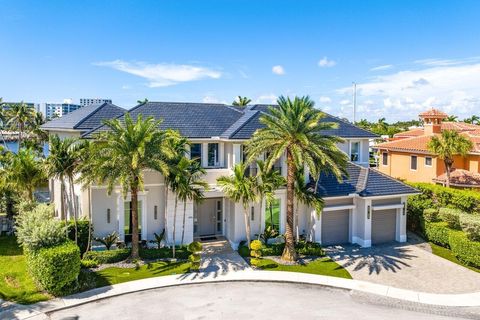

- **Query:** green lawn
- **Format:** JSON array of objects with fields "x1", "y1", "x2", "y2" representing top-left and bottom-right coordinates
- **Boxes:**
[
  {"x1": 0, "y1": 236, "x2": 49, "y2": 304},
  {"x1": 429, "y1": 242, "x2": 480, "y2": 273},
  {"x1": 90, "y1": 260, "x2": 191, "y2": 287},
  {"x1": 253, "y1": 257, "x2": 352, "y2": 279}
]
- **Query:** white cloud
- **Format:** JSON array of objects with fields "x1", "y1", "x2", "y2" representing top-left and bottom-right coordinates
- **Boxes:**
[
  {"x1": 318, "y1": 57, "x2": 336, "y2": 68},
  {"x1": 272, "y1": 65, "x2": 285, "y2": 75},
  {"x1": 255, "y1": 94, "x2": 278, "y2": 104},
  {"x1": 337, "y1": 60, "x2": 480, "y2": 120},
  {"x1": 370, "y1": 64, "x2": 393, "y2": 71},
  {"x1": 340, "y1": 99, "x2": 351, "y2": 106},
  {"x1": 94, "y1": 60, "x2": 221, "y2": 87},
  {"x1": 319, "y1": 96, "x2": 332, "y2": 104}
]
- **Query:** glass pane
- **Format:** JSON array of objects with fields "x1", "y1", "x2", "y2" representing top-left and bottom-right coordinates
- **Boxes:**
[
  {"x1": 351, "y1": 142, "x2": 359, "y2": 162},
  {"x1": 208, "y1": 143, "x2": 218, "y2": 166},
  {"x1": 265, "y1": 199, "x2": 280, "y2": 231},
  {"x1": 190, "y1": 144, "x2": 202, "y2": 163}
]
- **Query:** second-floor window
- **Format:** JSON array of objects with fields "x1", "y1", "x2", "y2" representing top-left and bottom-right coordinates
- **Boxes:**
[
  {"x1": 425, "y1": 157, "x2": 432, "y2": 167},
  {"x1": 382, "y1": 152, "x2": 388, "y2": 166},
  {"x1": 410, "y1": 155, "x2": 418, "y2": 170},
  {"x1": 208, "y1": 143, "x2": 219, "y2": 167},
  {"x1": 350, "y1": 142, "x2": 360, "y2": 162},
  {"x1": 190, "y1": 143, "x2": 202, "y2": 163}
]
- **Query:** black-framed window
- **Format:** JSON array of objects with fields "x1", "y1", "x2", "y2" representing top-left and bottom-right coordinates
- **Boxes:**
[
  {"x1": 208, "y1": 143, "x2": 219, "y2": 166},
  {"x1": 190, "y1": 143, "x2": 202, "y2": 163},
  {"x1": 425, "y1": 157, "x2": 432, "y2": 166},
  {"x1": 382, "y1": 152, "x2": 388, "y2": 166},
  {"x1": 410, "y1": 155, "x2": 418, "y2": 170}
]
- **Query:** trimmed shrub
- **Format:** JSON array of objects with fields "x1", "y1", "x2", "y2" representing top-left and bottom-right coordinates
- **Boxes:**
[
  {"x1": 459, "y1": 214, "x2": 480, "y2": 242},
  {"x1": 16, "y1": 203, "x2": 67, "y2": 251},
  {"x1": 239, "y1": 241, "x2": 325, "y2": 257},
  {"x1": 27, "y1": 241, "x2": 81, "y2": 295},
  {"x1": 439, "y1": 208, "x2": 462, "y2": 229},
  {"x1": 80, "y1": 259, "x2": 99, "y2": 269},
  {"x1": 83, "y1": 249, "x2": 130, "y2": 264},
  {"x1": 238, "y1": 245, "x2": 250, "y2": 257},
  {"x1": 449, "y1": 230, "x2": 480, "y2": 268},
  {"x1": 187, "y1": 241, "x2": 203, "y2": 272},
  {"x1": 66, "y1": 220, "x2": 92, "y2": 255},
  {"x1": 296, "y1": 241, "x2": 325, "y2": 256},
  {"x1": 141, "y1": 247, "x2": 189, "y2": 260},
  {"x1": 424, "y1": 222, "x2": 450, "y2": 247},
  {"x1": 423, "y1": 208, "x2": 439, "y2": 222}
]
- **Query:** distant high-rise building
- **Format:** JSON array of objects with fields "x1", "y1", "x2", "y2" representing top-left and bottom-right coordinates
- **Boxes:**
[
  {"x1": 45, "y1": 100, "x2": 82, "y2": 119},
  {"x1": 79, "y1": 98, "x2": 112, "y2": 107}
]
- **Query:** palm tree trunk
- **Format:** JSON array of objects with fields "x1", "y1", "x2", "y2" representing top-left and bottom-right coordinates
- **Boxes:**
[
  {"x1": 295, "y1": 198, "x2": 300, "y2": 243},
  {"x1": 281, "y1": 150, "x2": 297, "y2": 262},
  {"x1": 18, "y1": 123, "x2": 23, "y2": 150},
  {"x1": 181, "y1": 200, "x2": 187, "y2": 246},
  {"x1": 172, "y1": 195, "x2": 178, "y2": 258},
  {"x1": 130, "y1": 182, "x2": 140, "y2": 259},
  {"x1": 243, "y1": 206, "x2": 252, "y2": 248},
  {"x1": 61, "y1": 179, "x2": 68, "y2": 238},
  {"x1": 258, "y1": 196, "x2": 264, "y2": 239},
  {"x1": 87, "y1": 186, "x2": 92, "y2": 253},
  {"x1": 69, "y1": 175, "x2": 78, "y2": 244},
  {"x1": 164, "y1": 186, "x2": 169, "y2": 245},
  {"x1": 445, "y1": 160, "x2": 452, "y2": 188}
]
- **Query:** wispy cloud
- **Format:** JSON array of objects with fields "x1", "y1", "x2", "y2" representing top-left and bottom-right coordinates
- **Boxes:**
[
  {"x1": 319, "y1": 96, "x2": 332, "y2": 104},
  {"x1": 255, "y1": 94, "x2": 278, "y2": 104},
  {"x1": 414, "y1": 57, "x2": 480, "y2": 67},
  {"x1": 370, "y1": 64, "x2": 393, "y2": 71},
  {"x1": 318, "y1": 57, "x2": 336, "y2": 68},
  {"x1": 94, "y1": 60, "x2": 222, "y2": 87},
  {"x1": 272, "y1": 65, "x2": 285, "y2": 75}
]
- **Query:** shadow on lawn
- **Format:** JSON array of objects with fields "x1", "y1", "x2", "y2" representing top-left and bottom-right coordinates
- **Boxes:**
[{"x1": 0, "y1": 236, "x2": 23, "y2": 256}]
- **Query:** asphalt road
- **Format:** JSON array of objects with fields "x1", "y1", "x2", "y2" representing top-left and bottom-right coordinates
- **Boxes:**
[{"x1": 49, "y1": 282, "x2": 478, "y2": 320}]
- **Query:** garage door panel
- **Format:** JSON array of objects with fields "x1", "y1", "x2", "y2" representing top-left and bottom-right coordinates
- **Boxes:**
[
  {"x1": 321, "y1": 210, "x2": 349, "y2": 245},
  {"x1": 372, "y1": 209, "x2": 396, "y2": 244}
]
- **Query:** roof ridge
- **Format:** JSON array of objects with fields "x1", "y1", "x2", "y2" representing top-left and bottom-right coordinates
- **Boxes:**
[
  {"x1": 220, "y1": 109, "x2": 259, "y2": 138},
  {"x1": 73, "y1": 102, "x2": 109, "y2": 129}
]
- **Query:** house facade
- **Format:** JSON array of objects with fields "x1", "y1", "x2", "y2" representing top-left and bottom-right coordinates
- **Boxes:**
[
  {"x1": 376, "y1": 109, "x2": 480, "y2": 189},
  {"x1": 42, "y1": 101, "x2": 417, "y2": 249}
]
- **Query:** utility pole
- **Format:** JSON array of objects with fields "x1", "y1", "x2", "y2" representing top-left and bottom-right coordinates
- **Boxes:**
[{"x1": 352, "y1": 82, "x2": 357, "y2": 124}]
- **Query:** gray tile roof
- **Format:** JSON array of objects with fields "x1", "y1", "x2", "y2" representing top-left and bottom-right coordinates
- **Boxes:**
[
  {"x1": 314, "y1": 162, "x2": 418, "y2": 198},
  {"x1": 41, "y1": 103, "x2": 125, "y2": 131}
]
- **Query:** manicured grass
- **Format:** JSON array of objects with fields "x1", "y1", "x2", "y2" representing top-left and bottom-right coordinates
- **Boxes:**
[
  {"x1": 91, "y1": 260, "x2": 191, "y2": 287},
  {"x1": 253, "y1": 257, "x2": 352, "y2": 279},
  {"x1": 429, "y1": 242, "x2": 480, "y2": 273},
  {"x1": 0, "y1": 236, "x2": 49, "y2": 304}
]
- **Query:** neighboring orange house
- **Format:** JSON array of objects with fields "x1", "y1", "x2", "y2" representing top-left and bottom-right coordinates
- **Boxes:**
[{"x1": 375, "y1": 109, "x2": 480, "y2": 189}]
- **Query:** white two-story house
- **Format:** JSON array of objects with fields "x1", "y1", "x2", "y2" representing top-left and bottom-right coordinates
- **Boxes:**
[{"x1": 42, "y1": 102, "x2": 417, "y2": 249}]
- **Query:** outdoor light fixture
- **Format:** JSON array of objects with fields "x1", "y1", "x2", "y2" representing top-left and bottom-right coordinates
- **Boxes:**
[
  {"x1": 402, "y1": 203, "x2": 406, "y2": 216},
  {"x1": 367, "y1": 205, "x2": 371, "y2": 219},
  {"x1": 107, "y1": 208, "x2": 111, "y2": 223},
  {"x1": 154, "y1": 205, "x2": 158, "y2": 220}
]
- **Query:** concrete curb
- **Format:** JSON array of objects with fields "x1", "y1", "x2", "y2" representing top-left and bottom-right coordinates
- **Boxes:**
[{"x1": 3, "y1": 270, "x2": 480, "y2": 319}]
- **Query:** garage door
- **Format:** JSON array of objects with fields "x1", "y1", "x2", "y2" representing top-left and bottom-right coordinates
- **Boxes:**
[
  {"x1": 372, "y1": 209, "x2": 396, "y2": 244},
  {"x1": 321, "y1": 210, "x2": 349, "y2": 245}
]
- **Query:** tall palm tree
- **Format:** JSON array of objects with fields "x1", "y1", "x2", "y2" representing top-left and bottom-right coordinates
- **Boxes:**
[
  {"x1": 255, "y1": 160, "x2": 285, "y2": 236},
  {"x1": 427, "y1": 130, "x2": 473, "y2": 188},
  {"x1": 245, "y1": 96, "x2": 348, "y2": 261},
  {"x1": 6, "y1": 102, "x2": 35, "y2": 149},
  {"x1": 176, "y1": 158, "x2": 208, "y2": 246},
  {"x1": 232, "y1": 96, "x2": 252, "y2": 107},
  {"x1": 45, "y1": 135, "x2": 84, "y2": 243},
  {"x1": 1, "y1": 148, "x2": 46, "y2": 202},
  {"x1": 463, "y1": 115, "x2": 480, "y2": 125},
  {"x1": 0, "y1": 99, "x2": 8, "y2": 149},
  {"x1": 217, "y1": 163, "x2": 258, "y2": 248},
  {"x1": 79, "y1": 114, "x2": 175, "y2": 259},
  {"x1": 445, "y1": 115, "x2": 458, "y2": 122}
]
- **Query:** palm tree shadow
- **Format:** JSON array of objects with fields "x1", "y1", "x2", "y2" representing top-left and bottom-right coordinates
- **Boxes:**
[{"x1": 326, "y1": 243, "x2": 418, "y2": 275}]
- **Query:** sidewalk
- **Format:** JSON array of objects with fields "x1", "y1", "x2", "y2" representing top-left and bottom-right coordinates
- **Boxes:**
[{"x1": 3, "y1": 269, "x2": 480, "y2": 320}]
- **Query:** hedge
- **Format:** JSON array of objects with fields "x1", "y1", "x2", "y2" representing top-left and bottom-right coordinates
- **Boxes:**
[
  {"x1": 27, "y1": 241, "x2": 81, "y2": 295},
  {"x1": 459, "y1": 214, "x2": 480, "y2": 242},
  {"x1": 423, "y1": 208, "x2": 439, "y2": 222},
  {"x1": 66, "y1": 220, "x2": 92, "y2": 256},
  {"x1": 449, "y1": 230, "x2": 480, "y2": 268},
  {"x1": 438, "y1": 208, "x2": 462, "y2": 229},
  {"x1": 83, "y1": 247, "x2": 190, "y2": 264},
  {"x1": 238, "y1": 241, "x2": 325, "y2": 257},
  {"x1": 424, "y1": 222, "x2": 450, "y2": 247}
]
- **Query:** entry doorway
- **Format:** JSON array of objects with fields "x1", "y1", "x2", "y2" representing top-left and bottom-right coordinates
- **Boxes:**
[
  {"x1": 195, "y1": 198, "x2": 223, "y2": 237},
  {"x1": 124, "y1": 200, "x2": 142, "y2": 243}
]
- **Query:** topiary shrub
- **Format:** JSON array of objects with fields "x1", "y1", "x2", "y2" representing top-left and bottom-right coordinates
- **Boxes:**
[
  {"x1": 80, "y1": 259, "x2": 99, "y2": 269},
  {"x1": 16, "y1": 203, "x2": 67, "y2": 251},
  {"x1": 438, "y1": 208, "x2": 462, "y2": 229},
  {"x1": 187, "y1": 241, "x2": 203, "y2": 272},
  {"x1": 27, "y1": 241, "x2": 81, "y2": 295},
  {"x1": 250, "y1": 240, "x2": 263, "y2": 266},
  {"x1": 83, "y1": 249, "x2": 130, "y2": 264},
  {"x1": 449, "y1": 230, "x2": 480, "y2": 268},
  {"x1": 459, "y1": 214, "x2": 480, "y2": 242},
  {"x1": 424, "y1": 222, "x2": 450, "y2": 247},
  {"x1": 423, "y1": 208, "x2": 439, "y2": 222}
]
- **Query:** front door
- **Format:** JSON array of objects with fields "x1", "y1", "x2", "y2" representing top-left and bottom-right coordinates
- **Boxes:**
[{"x1": 197, "y1": 198, "x2": 222, "y2": 236}]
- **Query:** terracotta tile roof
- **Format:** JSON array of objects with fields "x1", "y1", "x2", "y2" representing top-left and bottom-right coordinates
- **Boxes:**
[
  {"x1": 393, "y1": 122, "x2": 480, "y2": 139},
  {"x1": 376, "y1": 135, "x2": 435, "y2": 153},
  {"x1": 419, "y1": 109, "x2": 448, "y2": 118},
  {"x1": 394, "y1": 128, "x2": 424, "y2": 138},
  {"x1": 433, "y1": 169, "x2": 480, "y2": 188}
]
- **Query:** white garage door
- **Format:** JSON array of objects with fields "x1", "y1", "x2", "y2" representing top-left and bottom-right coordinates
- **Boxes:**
[
  {"x1": 321, "y1": 210, "x2": 349, "y2": 245},
  {"x1": 372, "y1": 209, "x2": 396, "y2": 244}
]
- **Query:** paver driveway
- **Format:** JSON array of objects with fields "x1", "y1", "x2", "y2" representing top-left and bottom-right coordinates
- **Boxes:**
[{"x1": 326, "y1": 238, "x2": 480, "y2": 294}]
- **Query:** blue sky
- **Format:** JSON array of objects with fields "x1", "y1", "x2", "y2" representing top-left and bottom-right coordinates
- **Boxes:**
[{"x1": 1, "y1": 0, "x2": 480, "y2": 121}]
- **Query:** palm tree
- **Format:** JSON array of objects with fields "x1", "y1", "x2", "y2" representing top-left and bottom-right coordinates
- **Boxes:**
[
  {"x1": 176, "y1": 158, "x2": 208, "y2": 246},
  {"x1": 427, "y1": 130, "x2": 473, "y2": 188},
  {"x1": 79, "y1": 114, "x2": 175, "y2": 259},
  {"x1": 232, "y1": 96, "x2": 252, "y2": 107},
  {"x1": 463, "y1": 115, "x2": 480, "y2": 125},
  {"x1": 217, "y1": 163, "x2": 258, "y2": 248},
  {"x1": 6, "y1": 102, "x2": 35, "y2": 149},
  {"x1": 445, "y1": 115, "x2": 458, "y2": 122},
  {"x1": 137, "y1": 98, "x2": 149, "y2": 105},
  {"x1": 255, "y1": 160, "x2": 285, "y2": 236},
  {"x1": 45, "y1": 135, "x2": 84, "y2": 243},
  {"x1": 1, "y1": 148, "x2": 46, "y2": 202},
  {"x1": 245, "y1": 96, "x2": 348, "y2": 261},
  {"x1": 0, "y1": 99, "x2": 8, "y2": 149}
]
